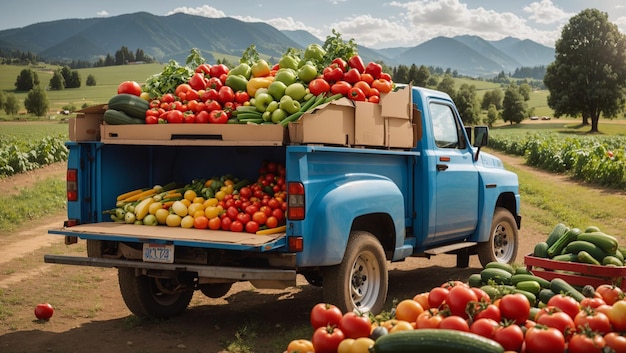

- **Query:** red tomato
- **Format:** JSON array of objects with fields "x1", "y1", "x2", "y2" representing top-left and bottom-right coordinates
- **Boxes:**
[
  {"x1": 220, "y1": 216, "x2": 232, "y2": 231},
  {"x1": 35, "y1": 303, "x2": 54, "y2": 320},
  {"x1": 547, "y1": 294, "x2": 580, "y2": 320},
  {"x1": 470, "y1": 318, "x2": 498, "y2": 339},
  {"x1": 596, "y1": 284, "x2": 624, "y2": 305},
  {"x1": 472, "y1": 302, "x2": 501, "y2": 322},
  {"x1": 493, "y1": 323, "x2": 524, "y2": 352},
  {"x1": 265, "y1": 216, "x2": 278, "y2": 229},
  {"x1": 339, "y1": 312, "x2": 371, "y2": 339},
  {"x1": 609, "y1": 300, "x2": 626, "y2": 332},
  {"x1": 117, "y1": 81, "x2": 142, "y2": 96},
  {"x1": 470, "y1": 287, "x2": 491, "y2": 303},
  {"x1": 445, "y1": 285, "x2": 477, "y2": 319},
  {"x1": 581, "y1": 296, "x2": 607, "y2": 309},
  {"x1": 428, "y1": 287, "x2": 449, "y2": 309},
  {"x1": 308, "y1": 78, "x2": 331, "y2": 96},
  {"x1": 499, "y1": 293, "x2": 530, "y2": 325},
  {"x1": 438, "y1": 315, "x2": 469, "y2": 332},
  {"x1": 568, "y1": 331, "x2": 606, "y2": 353},
  {"x1": 193, "y1": 216, "x2": 209, "y2": 229},
  {"x1": 245, "y1": 220, "x2": 259, "y2": 233},
  {"x1": 524, "y1": 325, "x2": 566, "y2": 353},
  {"x1": 416, "y1": 309, "x2": 443, "y2": 329},
  {"x1": 234, "y1": 91, "x2": 249, "y2": 104},
  {"x1": 312, "y1": 325, "x2": 345, "y2": 353},
  {"x1": 208, "y1": 110, "x2": 228, "y2": 124},
  {"x1": 166, "y1": 110, "x2": 184, "y2": 124},
  {"x1": 604, "y1": 332, "x2": 626, "y2": 353},
  {"x1": 217, "y1": 86, "x2": 235, "y2": 104},
  {"x1": 251, "y1": 211, "x2": 267, "y2": 226},
  {"x1": 310, "y1": 303, "x2": 343, "y2": 329},
  {"x1": 574, "y1": 308, "x2": 611, "y2": 334},
  {"x1": 236, "y1": 212, "x2": 250, "y2": 225},
  {"x1": 230, "y1": 220, "x2": 244, "y2": 232},
  {"x1": 535, "y1": 306, "x2": 575, "y2": 339},
  {"x1": 207, "y1": 217, "x2": 221, "y2": 230},
  {"x1": 209, "y1": 64, "x2": 229, "y2": 78}
]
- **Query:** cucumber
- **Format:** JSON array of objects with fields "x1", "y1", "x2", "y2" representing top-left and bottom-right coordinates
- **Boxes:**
[
  {"x1": 480, "y1": 285, "x2": 500, "y2": 300},
  {"x1": 577, "y1": 231, "x2": 619, "y2": 254},
  {"x1": 515, "y1": 266, "x2": 532, "y2": 275},
  {"x1": 511, "y1": 274, "x2": 551, "y2": 289},
  {"x1": 538, "y1": 288, "x2": 556, "y2": 304},
  {"x1": 550, "y1": 278, "x2": 585, "y2": 302},
  {"x1": 584, "y1": 225, "x2": 601, "y2": 233},
  {"x1": 603, "y1": 255, "x2": 623, "y2": 266},
  {"x1": 546, "y1": 223, "x2": 569, "y2": 247},
  {"x1": 547, "y1": 227, "x2": 582, "y2": 258},
  {"x1": 577, "y1": 250, "x2": 601, "y2": 265},
  {"x1": 103, "y1": 109, "x2": 145, "y2": 125},
  {"x1": 513, "y1": 288, "x2": 537, "y2": 306},
  {"x1": 565, "y1": 240, "x2": 610, "y2": 263},
  {"x1": 468, "y1": 273, "x2": 483, "y2": 288},
  {"x1": 108, "y1": 93, "x2": 150, "y2": 119},
  {"x1": 485, "y1": 262, "x2": 515, "y2": 274},
  {"x1": 614, "y1": 249, "x2": 624, "y2": 262},
  {"x1": 480, "y1": 268, "x2": 513, "y2": 285},
  {"x1": 552, "y1": 253, "x2": 579, "y2": 262},
  {"x1": 533, "y1": 241, "x2": 549, "y2": 258},
  {"x1": 370, "y1": 329, "x2": 505, "y2": 353},
  {"x1": 515, "y1": 280, "x2": 542, "y2": 295}
]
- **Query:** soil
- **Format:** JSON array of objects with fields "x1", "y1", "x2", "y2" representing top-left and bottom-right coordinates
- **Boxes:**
[{"x1": 0, "y1": 155, "x2": 567, "y2": 353}]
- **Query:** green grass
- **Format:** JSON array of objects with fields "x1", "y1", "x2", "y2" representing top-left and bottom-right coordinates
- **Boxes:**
[{"x1": 0, "y1": 121, "x2": 69, "y2": 140}]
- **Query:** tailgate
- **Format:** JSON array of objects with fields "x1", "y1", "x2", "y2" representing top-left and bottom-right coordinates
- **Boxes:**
[{"x1": 48, "y1": 222, "x2": 287, "y2": 252}]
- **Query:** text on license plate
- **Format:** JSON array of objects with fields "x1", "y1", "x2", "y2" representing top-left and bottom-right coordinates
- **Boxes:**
[{"x1": 142, "y1": 243, "x2": 174, "y2": 263}]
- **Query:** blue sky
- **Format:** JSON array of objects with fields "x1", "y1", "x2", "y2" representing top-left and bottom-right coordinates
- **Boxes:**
[{"x1": 1, "y1": 0, "x2": 625, "y2": 48}]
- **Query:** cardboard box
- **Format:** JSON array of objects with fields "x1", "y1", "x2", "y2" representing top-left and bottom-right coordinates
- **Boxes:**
[
  {"x1": 288, "y1": 98, "x2": 355, "y2": 146},
  {"x1": 101, "y1": 123, "x2": 285, "y2": 146},
  {"x1": 380, "y1": 85, "x2": 418, "y2": 148},
  {"x1": 354, "y1": 101, "x2": 384, "y2": 147},
  {"x1": 69, "y1": 104, "x2": 105, "y2": 141},
  {"x1": 380, "y1": 84, "x2": 412, "y2": 120}
]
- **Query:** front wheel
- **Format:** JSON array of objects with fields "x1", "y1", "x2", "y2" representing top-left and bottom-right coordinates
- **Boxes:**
[
  {"x1": 322, "y1": 231, "x2": 387, "y2": 314},
  {"x1": 477, "y1": 207, "x2": 519, "y2": 267},
  {"x1": 118, "y1": 268, "x2": 194, "y2": 319}
]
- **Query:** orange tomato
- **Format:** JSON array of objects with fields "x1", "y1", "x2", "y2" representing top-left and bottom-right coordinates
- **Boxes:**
[
  {"x1": 286, "y1": 339, "x2": 314, "y2": 353},
  {"x1": 413, "y1": 292, "x2": 431, "y2": 310},
  {"x1": 208, "y1": 216, "x2": 222, "y2": 230},
  {"x1": 193, "y1": 216, "x2": 209, "y2": 229},
  {"x1": 395, "y1": 299, "x2": 424, "y2": 322}
]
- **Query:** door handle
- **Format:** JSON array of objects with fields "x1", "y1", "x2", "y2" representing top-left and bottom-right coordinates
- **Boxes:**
[{"x1": 436, "y1": 164, "x2": 448, "y2": 171}]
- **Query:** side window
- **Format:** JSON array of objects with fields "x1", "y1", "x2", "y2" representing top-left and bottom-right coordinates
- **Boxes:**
[{"x1": 430, "y1": 103, "x2": 460, "y2": 149}]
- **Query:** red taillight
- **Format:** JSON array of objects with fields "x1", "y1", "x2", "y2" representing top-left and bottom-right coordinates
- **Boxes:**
[
  {"x1": 287, "y1": 182, "x2": 305, "y2": 220},
  {"x1": 288, "y1": 236, "x2": 303, "y2": 252},
  {"x1": 67, "y1": 169, "x2": 78, "y2": 201}
]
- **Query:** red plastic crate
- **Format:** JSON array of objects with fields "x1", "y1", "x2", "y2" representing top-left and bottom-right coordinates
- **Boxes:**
[{"x1": 524, "y1": 254, "x2": 626, "y2": 290}]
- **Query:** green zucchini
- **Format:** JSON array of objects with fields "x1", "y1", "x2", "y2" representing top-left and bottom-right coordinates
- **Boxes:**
[
  {"x1": 515, "y1": 266, "x2": 533, "y2": 275},
  {"x1": 546, "y1": 223, "x2": 569, "y2": 247},
  {"x1": 480, "y1": 268, "x2": 513, "y2": 285},
  {"x1": 550, "y1": 278, "x2": 585, "y2": 302},
  {"x1": 370, "y1": 329, "x2": 505, "y2": 353},
  {"x1": 533, "y1": 241, "x2": 549, "y2": 258},
  {"x1": 511, "y1": 274, "x2": 551, "y2": 289},
  {"x1": 480, "y1": 285, "x2": 500, "y2": 300},
  {"x1": 547, "y1": 228, "x2": 582, "y2": 258},
  {"x1": 577, "y1": 231, "x2": 619, "y2": 254},
  {"x1": 108, "y1": 93, "x2": 150, "y2": 119},
  {"x1": 515, "y1": 280, "x2": 542, "y2": 295},
  {"x1": 577, "y1": 250, "x2": 601, "y2": 265},
  {"x1": 103, "y1": 109, "x2": 145, "y2": 125},
  {"x1": 485, "y1": 262, "x2": 515, "y2": 274},
  {"x1": 603, "y1": 255, "x2": 623, "y2": 266},
  {"x1": 614, "y1": 248, "x2": 624, "y2": 262},
  {"x1": 565, "y1": 240, "x2": 610, "y2": 263},
  {"x1": 468, "y1": 273, "x2": 483, "y2": 288},
  {"x1": 513, "y1": 288, "x2": 537, "y2": 306},
  {"x1": 584, "y1": 225, "x2": 601, "y2": 233},
  {"x1": 552, "y1": 253, "x2": 579, "y2": 262},
  {"x1": 538, "y1": 288, "x2": 556, "y2": 304}
]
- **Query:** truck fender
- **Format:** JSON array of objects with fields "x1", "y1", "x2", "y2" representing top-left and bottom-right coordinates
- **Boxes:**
[{"x1": 299, "y1": 176, "x2": 405, "y2": 267}]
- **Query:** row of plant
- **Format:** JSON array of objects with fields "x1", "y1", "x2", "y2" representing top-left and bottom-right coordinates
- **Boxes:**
[
  {"x1": 0, "y1": 135, "x2": 68, "y2": 177},
  {"x1": 488, "y1": 131, "x2": 626, "y2": 189}
]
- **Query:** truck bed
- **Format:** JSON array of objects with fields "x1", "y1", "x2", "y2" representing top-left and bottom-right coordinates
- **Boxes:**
[{"x1": 49, "y1": 222, "x2": 286, "y2": 252}]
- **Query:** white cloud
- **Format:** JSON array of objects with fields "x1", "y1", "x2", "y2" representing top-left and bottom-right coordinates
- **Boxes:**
[
  {"x1": 615, "y1": 16, "x2": 626, "y2": 33},
  {"x1": 523, "y1": 0, "x2": 573, "y2": 24},
  {"x1": 330, "y1": 14, "x2": 411, "y2": 48},
  {"x1": 166, "y1": 5, "x2": 225, "y2": 18},
  {"x1": 96, "y1": 10, "x2": 109, "y2": 17}
]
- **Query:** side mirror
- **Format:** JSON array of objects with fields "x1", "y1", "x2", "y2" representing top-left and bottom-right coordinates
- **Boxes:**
[{"x1": 473, "y1": 126, "x2": 488, "y2": 147}]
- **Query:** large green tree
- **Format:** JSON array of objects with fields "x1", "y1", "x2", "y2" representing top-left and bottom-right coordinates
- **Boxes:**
[
  {"x1": 454, "y1": 83, "x2": 481, "y2": 125},
  {"x1": 15, "y1": 68, "x2": 39, "y2": 91},
  {"x1": 544, "y1": 8, "x2": 626, "y2": 132},
  {"x1": 24, "y1": 85, "x2": 49, "y2": 116},
  {"x1": 4, "y1": 93, "x2": 20, "y2": 115},
  {"x1": 502, "y1": 84, "x2": 526, "y2": 124}
]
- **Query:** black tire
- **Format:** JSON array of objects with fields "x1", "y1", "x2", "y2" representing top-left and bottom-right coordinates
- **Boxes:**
[
  {"x1": 199, "y1": 283, "x2": 232, "y2": 298},
  {"x1": 477, "y1": 207, "x2": 519, "y2": 267},
  {"x1": 301, "y1": 270, "x2": 323, "y2": 287},
  {"x1": 322, "y1": 231, "x2": 387, "y2": 314},
  {"x1": 86, "y1": 239, "x2": 103, "y2": 258},
  {"x1": 118, "y1": 268, "x2": 193, "y2": 319}
]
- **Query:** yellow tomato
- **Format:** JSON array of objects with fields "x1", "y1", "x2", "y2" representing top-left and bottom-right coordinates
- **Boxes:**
[
  {"x1": 204, "y1": 198, "x2": 219, "y2": 208},
  {"x1": 337, "y1": 338, "x2": 355, "y2": 353},
  {"x1": 223, "y1": 179, "x2": 234, "y2": 186},
  {"x1": 155, "y1": 208, "x2": 169, "y2": 225},
  {"x1": 204, "y1": 206, "x2": 221, "y2": 219},
  {"x1": 187, "y1": 202, "x2": 205, "y2": 216},
  {"x1": 181, "y1": 215, "x2": 194, "y2": 228},
  {"x1": 171, "y1": 201, "x2": 188, "y2": 217},
  {"x1": 395, "y1": 299, "x2": 424, "y2": 323},
  {"x1": 214, "y1": 190, "x2": 226, "y2": 201},
  {"x1": 181, "y1": 199, "x2": 191, "y2": 208},
  {"x1": 192, "y1": 196, "x2": 205, "y2": 204},
  {"x1": 165, "y1": 214, "x2": 182, "y2": 227},
  {"x1": 286, "y1": 339, "x2": 315, "y2": 353},
  {"x1": 349, "y1": 337, "x2": 375, "y2": 353},
  {"x1": 389, "y1": 320, "x2": 414, "y2": 333},
  {"x1": 220, "y1": 185, "x2": 234, "y2": 195},
  {"x1": 148, "y1": 201, "x2": 163, "y2": 215},
  {"x1": 184, "y1": 189, "x2": 197, "y2": 202}
]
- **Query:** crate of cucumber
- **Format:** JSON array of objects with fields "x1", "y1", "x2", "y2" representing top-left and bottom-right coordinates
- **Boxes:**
[{"x1": 525, "y1": 223, "x2": 626, "y2": 290}]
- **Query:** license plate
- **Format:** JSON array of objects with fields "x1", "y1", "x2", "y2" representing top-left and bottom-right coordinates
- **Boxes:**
[{"x1": 142, "y1": 243, "x2": 174, "y2": 263}]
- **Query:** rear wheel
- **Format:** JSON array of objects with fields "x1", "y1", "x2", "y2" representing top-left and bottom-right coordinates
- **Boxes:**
[
  {"x1": 322, "y1": 231, "x2": 387, "y2": 314},
  {"x1": 118, "y1": 268, "x2": 193, "y2": 319},
  {"x1": 477, "y1": 207, "x2": 519, "y2": 267},
  {"x1": 199, "y1": 283, "x2": 232, "y2": 298}
]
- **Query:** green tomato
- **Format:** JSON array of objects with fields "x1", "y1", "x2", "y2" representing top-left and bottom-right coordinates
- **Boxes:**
[
  {"x1": 271, "y1": 108, "x2": 288, "y2": 123},
  {"x1": 143, "y1": 214, "x2": 158, "y2": 226},
  {"x1": 267, "y1": 81, "x2": 287, "y2": 100},
  {"x1": 285, "y1": 83, "x2": 307, "y2": 101},
  {"x1": 297, "y1": 63, "x2": 318, "y2": 83}
]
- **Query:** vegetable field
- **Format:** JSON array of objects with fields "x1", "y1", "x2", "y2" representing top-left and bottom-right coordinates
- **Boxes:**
[
  {"x1": 0, "y1": 122, "x2": 68, "y2": 177},
  {"x1": 489, "y1": 122, "x2": 626, "y2": 189}
]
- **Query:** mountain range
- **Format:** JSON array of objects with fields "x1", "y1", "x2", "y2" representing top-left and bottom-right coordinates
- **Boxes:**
[{"x1": 0, "y1": 12, "x2": 555, "y2": 77}]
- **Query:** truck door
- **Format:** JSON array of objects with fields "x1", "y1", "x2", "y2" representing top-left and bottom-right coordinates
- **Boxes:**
[{"x1": 429, "y1": 101, "x2": 479, "y2": 241}]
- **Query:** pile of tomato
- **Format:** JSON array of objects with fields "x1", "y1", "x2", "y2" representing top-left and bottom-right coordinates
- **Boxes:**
[{"x1": 286, "y1": 281, "x2": 626, "y2": 353}]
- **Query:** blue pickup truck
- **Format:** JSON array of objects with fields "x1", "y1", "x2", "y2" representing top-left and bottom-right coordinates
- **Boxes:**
[{"x1": 46, "y1": 86, "x2": 521, "y2": 318}]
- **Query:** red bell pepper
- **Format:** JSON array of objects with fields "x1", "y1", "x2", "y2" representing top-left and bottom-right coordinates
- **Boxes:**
[
  {"x1": 331, "y1": 81, "x2": 352, "y2": 96},
  {"x1": 348, "y1": 87, "x2": 366, "y2": 101},
  {"x1": 348, "y1": 55, "x2": 365, "y2": 73},
  {"x1": 343, "y1": 68, "x2": 361, "y2": 84},
  {"x1": 323, "y1": 66, "x2": 343, "y2": 82},
  {"x1": 332, "y1": 58, "x2": 347, "y2": 72},
  {"x1": 365, "y1": 62, "x2": 383, "y2": 79}
]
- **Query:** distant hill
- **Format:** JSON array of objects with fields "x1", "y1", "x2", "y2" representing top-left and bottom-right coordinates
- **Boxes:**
[{"x1": 0, "y1": 12, "x2": 555, "y2": 77}]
